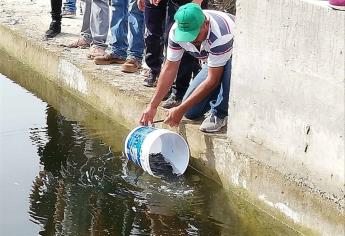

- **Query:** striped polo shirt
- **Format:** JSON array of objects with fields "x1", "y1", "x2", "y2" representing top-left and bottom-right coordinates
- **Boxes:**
[{"x1": 167, "y1": 10, "x2": 235, "y2": 67}]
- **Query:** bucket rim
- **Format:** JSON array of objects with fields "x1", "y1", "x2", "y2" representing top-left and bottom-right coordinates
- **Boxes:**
[{"x1": 142, "y1": 129, "x2": 190, "y2": 176}]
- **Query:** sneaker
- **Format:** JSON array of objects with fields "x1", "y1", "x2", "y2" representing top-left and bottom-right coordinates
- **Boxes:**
[
  {"x1": 87, "y1": 46, "x2": 106, "y2": 60},
  {"x1": 163, "y1": 90, "x2": 171, "y2": 101},
  {"x1": 199, "y1": 113, "x2": 227, "y2": 133},
  {"x1": 45, "y1": 20, "x2": 61, "y2": 38},
  {"x1": 94, "y1": 53, "x2": 126, "y2": 65},
  {"x1": 329, "y1": 0, "x2": 345, "y2": 10},
  {"x1": 68, "y1": 37, "x2": 90, "y2": 48},
  {"x1": 143, "y1": 72, "x2": 157, "y2": 87},
  {"x1": 121, "y1": 58, "x2": 141, "y2": 73},
  {"x1": 162, "y1": 94, "x2": 182, "y2": 109},
  {"x1": 61, "y1": 9, "x2": 76, "y2": 18}
]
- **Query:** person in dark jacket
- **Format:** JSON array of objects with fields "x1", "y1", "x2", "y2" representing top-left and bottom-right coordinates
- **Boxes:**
[{"x1": 45, "y1": 0, "x2": 63, "y2": 38}]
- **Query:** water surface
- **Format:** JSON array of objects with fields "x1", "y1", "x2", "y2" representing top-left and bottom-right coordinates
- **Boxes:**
[{"x1": 0, "y1": 50, "x2": 304, "y2": 236}]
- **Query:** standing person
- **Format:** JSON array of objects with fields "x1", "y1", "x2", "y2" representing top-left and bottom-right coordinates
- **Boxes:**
[
  {"x1": 329, "y1": 0, "x2": 345, "y2": 10},
  {"x1": 62, "y1": 0, "x2": 77, "y2": 17},
  {"x1": 137, "y1": 0, "x2": 207, "y2": 110},
  {"x1": 93, "y1": 0, "x2": 145, "y2": 73},
  {"x1": 45, "y1": 0, "x2": 63, "y2": 38},
  {"x1": 140, "y1": 3, "x2": 235, "y2": 133},
  {"x1": 68, "y1": 0, "x2": 109, "y2": 59}
]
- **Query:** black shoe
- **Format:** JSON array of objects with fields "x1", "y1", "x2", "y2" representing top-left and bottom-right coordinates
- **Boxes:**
[
  {"x1": 143, "y1": 72, "x2": 157, "y2": 87},
  {"x1": 45, "y1": 20, "x2": 61, "y2": 38}
]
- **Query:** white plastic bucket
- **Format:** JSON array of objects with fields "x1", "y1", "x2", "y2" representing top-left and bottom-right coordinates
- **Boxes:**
[{"x1": 125, "y1": 126, "x2": 190, "y2": 176}]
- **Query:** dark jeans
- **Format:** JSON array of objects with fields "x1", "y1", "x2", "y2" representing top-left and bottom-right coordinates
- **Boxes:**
[
  {"x1": 144, "y1": 0, "x2": 208, "y2": 99},
  {"x1": 50, "y1": 0, "x2": 62, "y2": 22},
  {"x1": 144, "y1": 0, "x2": 167, "y2": 76}
]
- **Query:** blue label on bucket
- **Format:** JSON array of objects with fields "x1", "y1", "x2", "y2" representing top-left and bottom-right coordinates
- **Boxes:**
[{"x1": 126, "y1": 126, "x2": 155, "y2": 167}]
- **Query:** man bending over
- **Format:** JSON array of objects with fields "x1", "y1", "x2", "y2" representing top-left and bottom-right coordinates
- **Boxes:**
[{"x1": 140, "y1": 3, "x2": 235, "y2": 133}]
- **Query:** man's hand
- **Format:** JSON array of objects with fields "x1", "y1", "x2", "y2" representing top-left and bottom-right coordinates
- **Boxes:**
[
  {"x1": 139, "y1": 105, "x2": 157, "y2": 126},
  {"x1": 139, "y1": 60, "x2": 180, "y2": 126},
  {"x1": 164, "y1": 106, "x2": 185, "y2": 127},
  {"x1": 137, "y1": 0, "x2": 145, "y2": 11}
]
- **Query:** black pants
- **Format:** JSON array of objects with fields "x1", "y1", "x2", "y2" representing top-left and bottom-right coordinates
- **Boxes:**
[
  {"x1": 50, "y1": 0, "x2": 62, "y2": 22},
  {"x1": 144, "y1": 0, "x2": 208, "y2": 99}
]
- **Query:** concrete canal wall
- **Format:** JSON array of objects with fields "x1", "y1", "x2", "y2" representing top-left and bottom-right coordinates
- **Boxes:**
[
  {"x1": 0, "y1": 0, "x2": 343, "y2": 234},
  {"x1": 225, "y1": 0, "x2": 344, "y2": 233},
  {"x1": 228, "y1": 0, "x2": 344, "y2": 216}
]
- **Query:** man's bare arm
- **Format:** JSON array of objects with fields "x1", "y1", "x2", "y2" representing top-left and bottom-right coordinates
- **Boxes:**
[
  {"x1": 150, "y1": 60, "x2": 180, "y2": 108},
  {"x1": 140, "y1": 60, "x2": 181, "y2": 125},
  {"x1": 164, "y1": 66, "x2": 225, "y2": 127}
]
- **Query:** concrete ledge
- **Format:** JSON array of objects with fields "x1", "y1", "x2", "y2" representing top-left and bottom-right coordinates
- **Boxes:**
[
  {"x1": 0, "y1": 0, "x2": 344, "y2": 234},
  {"x1": 230, "y1": 0, "x2": 344, "y2": 219}
]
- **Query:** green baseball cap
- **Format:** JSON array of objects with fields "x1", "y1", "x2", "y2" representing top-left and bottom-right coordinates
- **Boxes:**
[{"x1": 174, "y1": 3, "x2": 205, "y2": 42}]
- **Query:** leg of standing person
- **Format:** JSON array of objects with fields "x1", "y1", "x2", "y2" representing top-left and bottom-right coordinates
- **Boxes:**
[
  {"x1": 183, "y1": 58, "x2": 232, "y2": 132},
  {"x1": 68, "y1": 0, "x2": 92, "y2": 48},
  {"x1": 93, "y1": 0, "x2": 129, "y2": 65},
  {"x1": 142, "y1": 0, "x2": 168, "y2": 87},
  {"x1": 87, "y1": 0, "x2": 109, "y2": 59},
  {"x1": 121, "y1": 0, "x2": 145, "y2": 73},
  {"x1": 62, "y1": 0, "x2": 77, "y2": 17},
  {"x1": 80, "y1": 0, "x2": 92, "y2": 43},
  {"x1": 45, "y1": 0, "x2": 62, "y2": 38}
]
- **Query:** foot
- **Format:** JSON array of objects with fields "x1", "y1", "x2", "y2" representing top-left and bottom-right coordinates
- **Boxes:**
[
  {"x1": 45, "y1": 20, "x2": 61, "y2": 38},
  {"x1": 94, "y1": 53, "x2": 126, "y2": 65},
  {"x1": 68, "y1": 37, "x2": 90, "y2": 48},
  {"x1": 329, "y1": 0, "x2": 345, "y2": 10},
  {"x1": 199, "y1": 113, "x2": 227, "y2": 133},
  {"x1": 87, "y1": 46, "x2": 106, "y2": 60},
  {"x1": 162, "y1": 93, "x2": 182, "y2": 109},
  {"x1": 61, "y1": 9, "x2": 76, "y2": 18},
  {"x1": 143, "y1": 72, "x2": 158, "y2": 87},
  {"x1": 121, "y1": 58, "x2": 141, "y2": 73}
]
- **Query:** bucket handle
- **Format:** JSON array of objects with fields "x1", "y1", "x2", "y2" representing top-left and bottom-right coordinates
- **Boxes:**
[
  {"x1": 149, "y1": 119, "x2": 164, "y2": 127},
  {"x1": 153, "y1": 119, "x2": 164, "y2": 124}
]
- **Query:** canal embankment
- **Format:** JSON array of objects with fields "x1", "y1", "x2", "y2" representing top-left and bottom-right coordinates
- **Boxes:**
[
  {"x1": 0, "y1": 0, "x2": 344, "y2": 235},
  {"x1": 1, "y1": 50, "x2": 314, "y2": 235}
]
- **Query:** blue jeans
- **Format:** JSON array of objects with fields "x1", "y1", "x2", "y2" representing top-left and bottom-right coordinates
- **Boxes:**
[
  {"x1": 63, "y1": 0, "x2": 76, "y2": 12},
  {"x1": 108, "y1": 0, "x2": 145, "y2": 60},
  {"x1": 183, "y1": 58, "x2": 232, "y2": 120}
]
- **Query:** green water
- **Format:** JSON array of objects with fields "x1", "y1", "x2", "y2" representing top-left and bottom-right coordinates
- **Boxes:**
[{"x1": 0, "y1": 50, "x2": 305, "y2": 236}]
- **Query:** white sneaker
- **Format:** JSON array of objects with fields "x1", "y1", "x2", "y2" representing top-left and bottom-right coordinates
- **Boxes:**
[{"x1": 199, "y1": 113, "x2": 227, "y2": 133}]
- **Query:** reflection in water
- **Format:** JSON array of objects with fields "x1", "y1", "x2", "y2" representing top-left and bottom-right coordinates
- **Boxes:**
[
  {"x1": 28, "y1": 107, "x2": 134, "y2": 235},
  {"x1": 27, "y1": 106, "x2": 223, "y2": 236}
]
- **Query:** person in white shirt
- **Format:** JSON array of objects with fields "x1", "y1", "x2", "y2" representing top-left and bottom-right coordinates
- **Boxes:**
[{"x1": 140, "y1": 3, "x2": 235, "y2": 132}]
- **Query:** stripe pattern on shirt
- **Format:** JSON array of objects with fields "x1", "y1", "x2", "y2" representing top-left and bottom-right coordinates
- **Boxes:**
[{"x1": 167, "y1": 10, "x2": 235, "y2": 67}]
